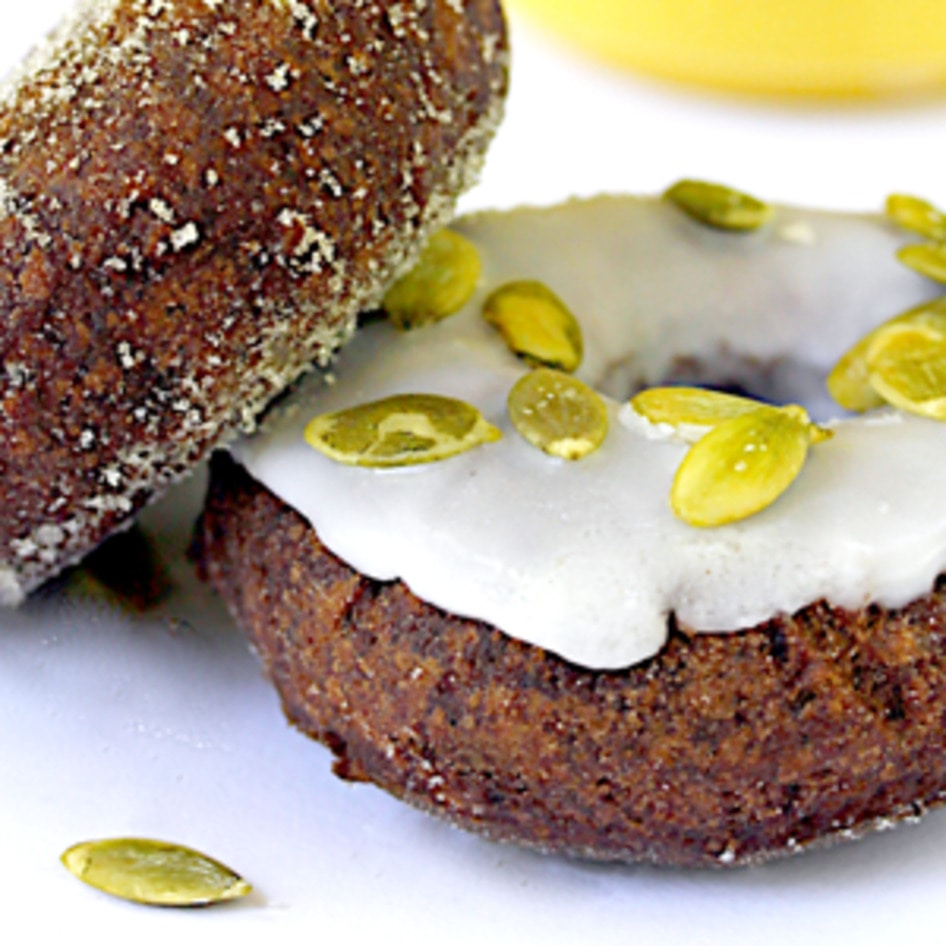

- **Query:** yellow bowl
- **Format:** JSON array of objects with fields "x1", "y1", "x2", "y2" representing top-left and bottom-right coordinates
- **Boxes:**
[{"x1": 512, "y1": 0, "x2": 946, "y2": 96}]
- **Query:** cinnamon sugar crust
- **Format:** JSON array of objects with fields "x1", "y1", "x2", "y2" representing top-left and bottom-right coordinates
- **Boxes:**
[
  {"x1": 195, "y1": 453, "x2": 946, "y2": 868},
  {"x1": 0, "y1": 0, "x2": 507, "y2": 603}
]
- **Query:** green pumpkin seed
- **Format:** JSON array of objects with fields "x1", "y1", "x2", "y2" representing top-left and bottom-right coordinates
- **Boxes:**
[
  {"x1": 482, "y1": 280, "x2": 584, "y2": 372},
  {"x1": 630, "y1": 386, "x2": 763, "y2": 434},
  {"x1": 304, "y1": 393, "x2": 501, "y2": 467},
  {"x1": 61, "y1": 838, "x2": 251, "y2": 907},
  {"x1": 632, "y1": 386, "x2": 830, "y2": 444},
  {"x1": 827, "y1": 338, "x2": 889, "y2": 412},
  {"x1": 885, "y1": 193, "x2": 946, "y2": 241},
  {"x1": 383, "y1": 229, "x2": 481, "y2": 330},
  {"x1": 827, "y1": 298, "x2": 946, "y2": 411},
  {"x1": 508, "y1": 367, "x2": 608, "y2": 460},
  {"x1": 866, "y1": 322, "x2": 946, "y2": 420},
  {"x1": 664, "y1": 179, "x2": 773, "y2": 232},
  {"x1": 896, "y1": 242, "x2": 946, "y2": 284},
  {"x1": 670, "y1": 405, "x2": 816, "y2": 528}
]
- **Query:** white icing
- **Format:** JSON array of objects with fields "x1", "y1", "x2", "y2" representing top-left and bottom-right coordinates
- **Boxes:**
[{"x1": 234, "y1": 195, "x2": 946, "y2": 669}]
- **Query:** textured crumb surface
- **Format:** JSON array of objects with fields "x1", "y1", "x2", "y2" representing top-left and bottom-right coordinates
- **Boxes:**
[
  {"x1": 0, "y1": 0, "x2": 508, "y2": 603},
  {"x1": 195, "y1": 453, "x2": 946, "y2": 868}
]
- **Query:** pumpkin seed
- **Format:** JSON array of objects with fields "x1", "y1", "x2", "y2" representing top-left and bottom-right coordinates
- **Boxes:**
[
  {"x1": 508, "y1": 368, "x2": 608, "y2": 460},
  {"x1": 382, "y1": 229, "x2": 481, "y2": 330},
  {"x1": 632, "y1": 386, "x2": 830, "y2": 444},
  {"x1": 896, "y1": 242, "x2": 946, "y2": 284},
  {"x1": 670, "y1": 405, "x2": 815, "y2": 528},
  {"x1": 663, "y1": 179, "x2": 773, "y2": 232},
  {"x1": 304, "y1": 393, "x2": 501, "y2": 467},
  {"x1": 482, "y1": 280, "x2": 584, "y2": 372},
  {"x1": 61, "y1": 837, "x2": 251, "y2": 907},
  {"x1": 827, "y1": 298, "x2": 946, "y2": 411},
  {"x1": 866, "y1": 322, "x2": 946, "y2": 420},
  {"x1": 885, "y1": 193, "x2": 946, "y2": 241},
  {"x1": 630, "y1": 386, "x2": 763, "y2": 433},
  {"x1": 827, "y1": 338, "x2": 888, "y2": 412}
]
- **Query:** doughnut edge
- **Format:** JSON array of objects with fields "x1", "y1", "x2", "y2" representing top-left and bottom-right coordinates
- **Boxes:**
[{"x1": 195, "y1": 453, "x2": 946, "y2": 868}]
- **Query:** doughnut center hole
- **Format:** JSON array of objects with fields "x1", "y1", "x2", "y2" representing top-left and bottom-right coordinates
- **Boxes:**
[{"x1": 632, "y1": 351, "x2": 839, "y2": 422}]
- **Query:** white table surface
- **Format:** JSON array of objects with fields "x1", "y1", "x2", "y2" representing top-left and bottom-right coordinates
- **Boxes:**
[{"x1": 5, "y1": 2, "x2": 946, "y2": 943}]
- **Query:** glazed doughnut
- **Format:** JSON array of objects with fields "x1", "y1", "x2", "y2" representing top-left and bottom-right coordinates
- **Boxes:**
[
  {"x1": 0, "y1": 0, "x2": 508, "y2": 604},
  {"x1": 196, "y1": 191, "x2": 946, "y2": 866}
]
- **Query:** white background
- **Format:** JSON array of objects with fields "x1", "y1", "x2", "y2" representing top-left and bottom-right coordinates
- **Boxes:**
[{"x1": 5, "y1": 2, "x2": 946, "y2": 943}]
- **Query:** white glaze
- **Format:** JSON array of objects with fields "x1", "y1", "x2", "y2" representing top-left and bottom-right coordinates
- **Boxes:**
[{"x1": 234, "y1": 195, "x2": 946, "y2": 669}]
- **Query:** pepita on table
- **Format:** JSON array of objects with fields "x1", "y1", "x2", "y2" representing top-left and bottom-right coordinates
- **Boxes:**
[{"x1": 61, "y1": 837, "x2": 251, "y2": 907}]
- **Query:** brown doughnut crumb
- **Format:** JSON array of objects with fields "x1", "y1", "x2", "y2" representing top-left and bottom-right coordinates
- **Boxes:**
[
  {"x1": 195, "y1": 453, "x2": 946, "y2": 868},
  {"x1": 0, "y1": 0, "x2": 508, "y2": 604}
]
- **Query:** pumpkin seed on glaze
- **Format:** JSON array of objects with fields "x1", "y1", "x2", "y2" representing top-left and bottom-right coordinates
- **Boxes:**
[
  {"x1": 896, "y1": 242, "x2": 946, "y2": 284},
  {"x1": 304, "y1": 393, "x2": 501, "y2": 467},
  {"x1": 61, "y1": 838, "x2": 251, "y2": 908},
  {"x1": 483, "y1": 280, "x2": 584, "y2": 372},
  {"x1": 663, "y1": 179, "x2": 773, "y2": 232},
  {"x1": 827, "y1": 298, "x2": 946, "y2": 411},
  {"x1": 866, "y1": 322, "x2": 946, "y2": 421},
  {"x1": 827, "y1": 339, "x2": 889, "y2": 413},
  {"x1": 508, "y1": 368, "x2": 608, "y2": 460},
  {"x1": 630, "y1": 386, "x2": 764, "y2": 438},
  {"x1": 382, "y1": 229, "x2": 481, "y2": 330},
  {"x1": 671, "y1": 405, "x2": 823, "y2": 528},
  {"x1": 885, "y1": 193, "x2": 946, "y2": 242}
]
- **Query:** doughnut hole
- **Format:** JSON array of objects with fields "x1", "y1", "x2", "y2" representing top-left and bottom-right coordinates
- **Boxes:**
[{"x1": 601, "y1": 349, "x2": 841, "y2": 423}]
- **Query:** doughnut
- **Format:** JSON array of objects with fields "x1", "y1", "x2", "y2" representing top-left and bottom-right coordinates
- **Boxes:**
[
  {"x1": 195, "y1": 189, "x2": 946, "y2": 866},
  {"x1": 0, "y1": 0, "x2": 508, "y2": 605}
]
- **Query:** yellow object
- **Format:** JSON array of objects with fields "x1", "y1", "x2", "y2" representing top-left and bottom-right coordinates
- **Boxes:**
[
  {"x1": 383, "y1": 230, "x2": 481, "y2": 331},
  {"x1": 304, "y1": 393, "x2": 501, "y2": 467},
  {"x1": 507, "y1": 368, "x2": 609, "y2": 460},
  {"x1": 670, "y1": 406, "x2": 818, "y2": 528},
  {"x1": 866, "y1": 323, "x2": 946, "y2": 420},
  {"x1": 483, "y1": 280, "x2": 584, "y2": 372},
  {"x1": 512, "y1": 0, "x2": 946, "y2": 96},
  {"x1": 630, "y1": 387, "x2": 770, "y2": 434},
  {"x1": 827, "y1": 298, "x2": 946, "y2": 412}
]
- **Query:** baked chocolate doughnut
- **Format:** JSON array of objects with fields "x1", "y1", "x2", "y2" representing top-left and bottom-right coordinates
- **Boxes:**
[
  {"x1": 195, "y1": 193, "x2": 946, "y2": 866},
  {"x1": 0, "y1": 0, "x2": 507, "y2": 604}
]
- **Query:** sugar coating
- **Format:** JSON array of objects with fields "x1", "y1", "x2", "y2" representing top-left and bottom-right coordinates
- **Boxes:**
[{"x1": 0, "y1": 0, "x2": 508, "y2": 600}]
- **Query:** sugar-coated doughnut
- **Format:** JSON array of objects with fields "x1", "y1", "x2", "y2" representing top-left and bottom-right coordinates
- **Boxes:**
[{"x1": 0, "y1": 0, "x2": 508, "y2": 604}]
